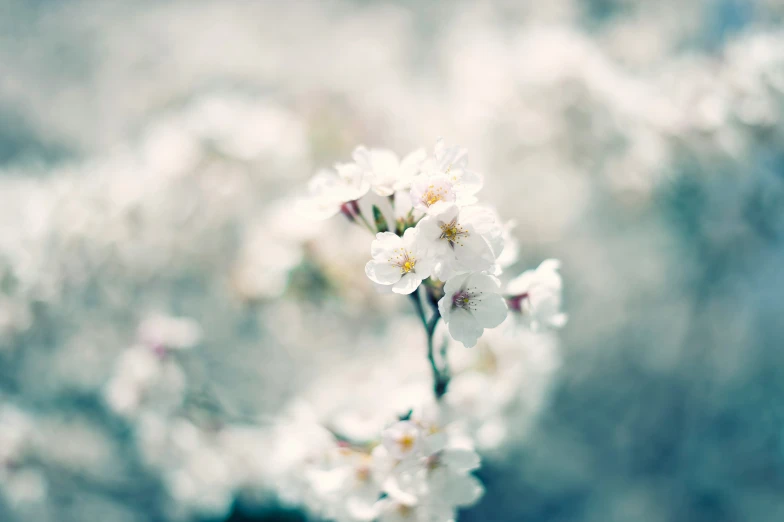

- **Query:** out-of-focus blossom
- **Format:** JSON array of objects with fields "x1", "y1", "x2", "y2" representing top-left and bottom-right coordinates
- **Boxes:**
[
  {"x1": 417, "y1": 205, "x2": 504, "y2": 281},
  {"x1": 382, "y1": 421, "x2": 424, "y2": 461},
  {"x1": 365, "y1": 229, "x2": 433, "y2": 295},
  {"x1": 300, "y1": 168, "x2": 372, "y2": 221},
  {"x1": 506, "y1": 259, "x2": 568, "y2": 332},
  {"x1": 438, "y1": 273, "x2": 508, "y2": 348},
  {"x1": 349, "y1": 146, "x2": 427, "y2": 197},
  {"x1": 410, "y1": 176, "x2": 458, "y2": 216},
  {"x1": 421, "y1": 139, "x2": 484, "y2": 206}
]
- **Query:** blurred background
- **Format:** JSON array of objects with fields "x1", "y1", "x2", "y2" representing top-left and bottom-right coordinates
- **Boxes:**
[{"x1": 1, "y1": 0, "x2": 784, "y2": 521}]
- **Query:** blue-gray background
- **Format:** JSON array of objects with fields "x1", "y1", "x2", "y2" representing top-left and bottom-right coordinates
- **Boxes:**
[{"x1": 1, "y1": 1, "x2": 783, "y2": 521}]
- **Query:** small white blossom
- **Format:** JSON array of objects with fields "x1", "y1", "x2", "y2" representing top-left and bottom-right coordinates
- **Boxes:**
[
  {"x1": 375, "y1": 492, "x2": 455, "y2": 522},
  {"x1": 350, "y1": 146, "x2": 427, "y2": 196},
  {"x1": 420, "y1": 139, "x2": 484, "y2": 205},
  {"x1": 379, "y1": 408, "x2": 484, "y2": 520},
  {"x1": 365, "y1": 229, "x2": 433, "y2": 295},
  {"x1": 382, "y1": 421, "x2": 423, "y2": 461},
  {"x1": 299, "y1": 167, "x2": 371, "y2": 221},
  {"x1": 506, "y1": 259, "x2": 568, "y2": 332},
  {"x1": 438, "y1": 273, "x2": 508, "y2": 348},
  {"x1": 416, "y1": 205, "x2": 503, "y2": 281},
  {"x1": 409, "y1": 175, "x2": 457, "y2": 216}
]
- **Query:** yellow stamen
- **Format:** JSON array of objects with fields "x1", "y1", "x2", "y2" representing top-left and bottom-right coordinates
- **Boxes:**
[
  {"x1": 439, "y1": 219, "x2": 469, "y2": 245},
  {"x1": 399, "y1": 434, "x2": 415, "y2": 452}
]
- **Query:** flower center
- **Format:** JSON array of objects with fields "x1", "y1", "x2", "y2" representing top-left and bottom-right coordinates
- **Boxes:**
[
  {"x1": 389, "y1": 248, "x2": 416, "y2": 274},
  {"x1": 422, "y1": 184, "x2": 448, "y2": 207},
  {"x1": 355, "y1": 466, "x2": 371, "y2": 482},
  {"x1": 426, "y1": 453, "x2": 442, "y2": 471},
  {"x1": 439, "y1": 218, "x2": 469, "y2": 246},
  {"x1": 397, "y1": 504, "x2": 413, "y2": 517},
  {"x1": 398, "y1": 433, "x2": 416, "y2": 452},
  {"x1": 452, "y1": 290, "x2": 477, "y2": 311}
]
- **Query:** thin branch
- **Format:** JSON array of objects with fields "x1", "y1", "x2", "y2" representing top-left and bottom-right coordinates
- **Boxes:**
[
  {"x1": 409, "y1": 290, "x2": 428, "y2": 330},
  {"x1": 410, "y1": 287, "x2": 450, "y2": 400}
]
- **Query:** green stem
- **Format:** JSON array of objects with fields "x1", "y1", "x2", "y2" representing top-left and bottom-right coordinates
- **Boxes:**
[
  {"x1": 410, "y1": 288, "x2": 449, "y2": 399},
  {"x1": 356, "y1": 212, "x2": 376, "y2": 234}
]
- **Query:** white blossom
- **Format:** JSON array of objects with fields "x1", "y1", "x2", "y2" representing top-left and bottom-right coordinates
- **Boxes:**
[
  {"x1": 416, "y1": 205, "x2": 504, "y2": 281},
  {"x1": 409, "y1": 175, "x2": 457, "y2": 216},
  {"x1": 382, "y1": 421, "x2": 423, "y2": 461},
  {"x1": 420, "y1": 139, "x2": 484, "y2": 205},
  {"x1": 438, "y1": 273, "x2": 508, "y2": 348},
  {"x1": 365, "y1": 229, "x2": 433, "y2": 295},
  {"x1": 506, "y1": 259, "x2": 568, "y2": 332},
  {"x1": 299, "y1": 168, "x2": 371, "y2": 221},
  {"x1": 350, "y1": 146, "x2": 427, "y2": 197}
]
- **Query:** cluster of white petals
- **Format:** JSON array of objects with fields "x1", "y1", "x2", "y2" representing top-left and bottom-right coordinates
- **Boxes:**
[
  {"x1": 287, "y1": 139, "x2": 569, "y2": 521},
  {"x1": 302, "y1": 139, "x2": 567, "y2": 348}
]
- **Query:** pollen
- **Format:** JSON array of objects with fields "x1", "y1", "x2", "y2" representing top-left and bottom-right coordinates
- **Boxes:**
[
  {"x1": 398, "y1": 433, "x2": 416, "y2": 452},
  {"x1": 389, "y1": 247, "x2": 417, "y2": 274},
  {"x1": 397, "y1": 504, "x2": 413, "y2": 517},
  {"x1": 439, "y1": 218, "x2": 469, "y2": 246},
  {"x1": 422, "y1": 184, "x2": 448, "y2": 207},
  {"x1": 452, "y1": 288, "x2": 478, "y2": 311},
  {"x1": 355, "y1": 466, "x2": 371, "y2": 482}
]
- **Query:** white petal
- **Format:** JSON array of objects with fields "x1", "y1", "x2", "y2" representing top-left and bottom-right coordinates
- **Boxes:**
[
  {"x1": 549, "y1": 313, "x2": 568, "y2": 328},
  {"x1": 452, "y1": 232, "x2": 495, "y2": 271},
  {"x1": 371, "y1": 232, "x2": 403, "y2": 258},
  {"x1": 370, "y1": 149, "x2": 400, "y2": 174},
  {"x1": 505, "y1": 270, "x2": 535, "y2": 295},
  {"x1": 471, "y1": 294, "x2": 508, "y2": 329},
  {"x1": 366, "y1": 261, "x2": 402, "y2": 285},
  {"x1": 440, "y1": 448, "x2": 480, "y2": 472},
  {"x1": 399, "y1": 148, "x2": 426, "y2": 173},
  {"x1": 392, "y1": 273, "x2": 422, "y2": 295},
  {"x1": 442, "y1": 273, "x2": 471, "y2": 297},
  {"x1": 441, "y1": 472, "x2": 485, "y2": 508},
  {"x1": 456, "y1": 168, "x2": 483, "y2": 197},
  {"x1": 446, "y1": 308, "x2": 483, "y2": 348},
  {"x1": 466, "y1": 272, "x2": 501, "y2": 294}
]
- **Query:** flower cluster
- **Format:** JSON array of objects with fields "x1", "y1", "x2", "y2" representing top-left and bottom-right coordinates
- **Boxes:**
[
  {"x1": 294, "y1": 139, "x2": 568, "y2": 521},
  {"x1": 279, "y1": 402, "x2": 483, "y2": 522},
  {"x1": 301, "y1": 139, "x2": 567, "y2": 350}
]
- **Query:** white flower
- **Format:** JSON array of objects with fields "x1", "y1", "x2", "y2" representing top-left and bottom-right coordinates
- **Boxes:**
[
  {"x1": 299, "y1": 167, "x2": 371, "y2": 221},
  {"x1": 505, "y1": 259, "x2": 568, "y2": 331},
  {"x1": 416, "y1": 205, "x2": 503, "y2": 281},
  {"x1": 379, "y1": 423, "x2": 484, "y2": 520},
  {"x1": 382, "y1": 421, "x2": 423, "y2": 460},
  {"x1": 438, "y1": 273, "x2": 508, "y2": 348},
  {"x1": 365, "y1": 229, "x2": 433, "y2": 295},
  {"x1": 409, "y1": 175, "x2": 457, "y2": 216},
  {"x1": 494, "y1": 218, "x2": 520, "y2": 271},
  {"x1": 375, "y1": 492, "x2": 455, "y2": 522},
  {"x1": 138, "y1": 314, "x2": 202, "y2": 351},
  {"x1": 351, "y1": 146, "x2": 427, "y2": 196},
  {"x1": 420, "y1": 139, "x2": 484, "y2": 205}
]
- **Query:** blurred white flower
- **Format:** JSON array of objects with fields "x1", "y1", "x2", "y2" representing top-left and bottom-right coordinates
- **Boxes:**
[
  {"x1": 421, "y1": 139, "x2": 484, "y2": 206},
  {"x1": 350, "y1": 146, "x2": 427, "y2": 197},
  {"x1": 382, "y1": 421, "x2": 423, "y2": 461},
  {"x1": 365, "y1": 229, "x2": 433, "y2": 295},
  {"x1": 375, "y1": 491, "x2": 455, "y2": 522},
  {"x1": 506, "y1": 259, "x2": 568, "y2": 332},
  {"x1": 104, "y1": 344, "x2": 187, "y2": 417},
  {"x1": 410, "y1": 175, "x2": 457, "y2": 216},
  {"x1": 438, "y1": 273, "x2": 508, "y2": 348},
  {"x1": 300, "y1": 168, "x2": 372, "y2": 221},
  {"x1": 138, "y1": 314, "x2": 203, "y2": 351},
  {"x1": 416, "y1": 205, "x2": 503, "y2": 281}
]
